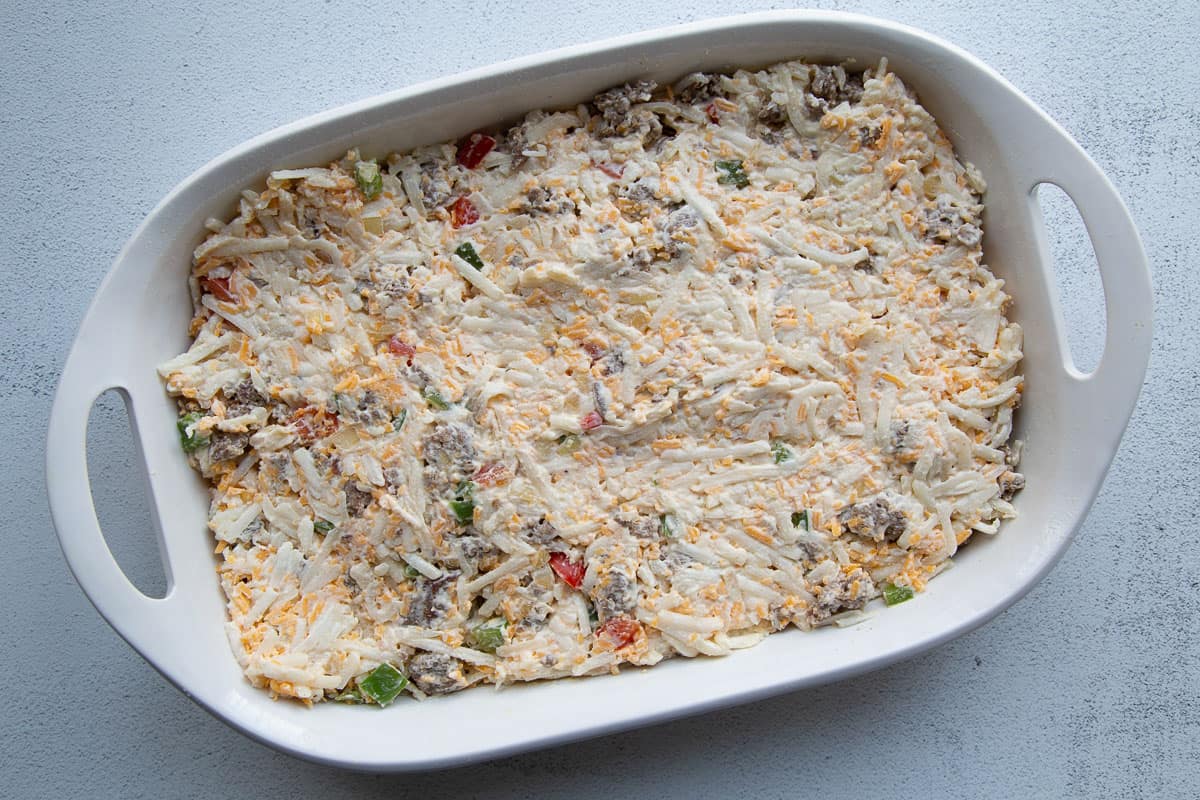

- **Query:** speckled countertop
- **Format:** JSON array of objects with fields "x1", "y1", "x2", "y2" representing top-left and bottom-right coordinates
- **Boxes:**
[{"x1": 3, "y1": 1, "x2": 1196, "y2": 797}]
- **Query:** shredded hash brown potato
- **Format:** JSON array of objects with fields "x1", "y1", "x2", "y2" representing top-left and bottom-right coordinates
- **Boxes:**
[{"x1": 159, "y1": 59, "x2": 1024, "y2": 703}]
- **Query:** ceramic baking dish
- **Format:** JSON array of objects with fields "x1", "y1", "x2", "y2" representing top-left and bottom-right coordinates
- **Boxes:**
[{"x1": 46, "y1": 10, "x2": 1151, "y2": 771}]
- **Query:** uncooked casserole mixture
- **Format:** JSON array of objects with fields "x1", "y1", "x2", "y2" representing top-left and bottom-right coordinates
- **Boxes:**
[{"x1": 159, "y1": 59, "x2": 1025, "y2": 705}]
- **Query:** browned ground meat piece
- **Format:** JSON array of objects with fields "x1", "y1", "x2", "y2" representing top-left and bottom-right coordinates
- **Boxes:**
[
  {"x1": 618, "y1": 514, "x2": 660, "y2": 540},
  {"x1": 405, "y1": 572, "x2": 458, "y2": 627},
  {"x1": 999, "y1": 470, "x2": 1026, "y2": 501},
  {"x1": 924, "y1": 200, "x2": 982, "y2": 246},
  {"x1": 418, "y1": 160, "x2": 451, "y2": 209},
  {"x1": 351, "y1": 391, "x2": 390, "y2": 427},
  {"x1": 808, "y1": 566, "x2": 876, "y2": 624},
  {"x1": 422, "y1": 423, "x2": 477, "y2": 493},
  {"x1": 383, "y1": 466, "x2": 404, "y2": 492},
  {"x1": 853, "y1": 252, "x2": 881, "y2": 273},
  {"x1": 206, "y1": 431, "x2": 248, "y2": 463},
  {"x1": 407, "y1": 652, "x2": 468, "y2": 695},
  {"x1": 859, "y1": 124, "x2": 883, "y2": 148},
  {"x1": 838, "y1": 498, "x2": 907, "y2": 542},
  {"x1": 757, "y1": 96, "x2": 789, "y2": 127},
  {"x1": 515, "y1": 601, "x2": 552, "y2": 631},
  {"x1": 593, "y1": 80, "x2": 659, "y2": 139},
  {"x1": 504, "y1": 125, "x2": 528, "y2": 168},
  {"x1": 225, "y1": 378, "x2": 266, "y2": 415},
  {"x1": 673, "y1": 71, "x2": 722, "y2": 104},
  {"x1": 659, "y1": 206, "x2": 700, "y2": 258},
  {"x1": 504, "y1": 111, "x2": 560, "y2": 169},
  {"x1": 884, "y1": 420, "x2": 911, "y2": 455},
  {"x1": 615, "y1": 247, "x2": 655, "y2": 278},
  {"x1": 344, "y1": 483, "x2": 373, "y2": 517},
  {"x1": 259, "y1": 452, "x2": 294, "y2": 494},
  {"x1": 591, "y1": 570, "x2": 637, "y2": 620},
  {"x1": 804, "y1": 66, "x2": 865, "y2": 115},
  {"x1": 373, "y1": 274, "x2": 409, "y2": 301},
  {"x1": 519, "y1": 517, "x2": 560, "y2": 546},
  {"x1": 521, "y1": 185, "x2": 576, "y2": 216},
  {"x1": 454, "y1": 535, "x2": 496, "y2": 564},
  {"x1": 614, "y1": 179, "x2": 659, "y2": 220}
]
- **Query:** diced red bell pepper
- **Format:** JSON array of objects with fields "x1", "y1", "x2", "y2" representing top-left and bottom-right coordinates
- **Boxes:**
[
  {"x1": 456, "y1": 133, "x2": 496, "y2": 169},
  {"x1": 580, "y1": 411, "x2": 603, "y2": 432},
  {"x1": 581, "y1": 341, "x2": 606, "y2": 361},
  {"x1": 472, "y1": 461, "x2": 509, "y2": 487},
  {"x1": 549, "y1": 552, "x2": 585, "y2": 588},
  {"x1": 705, "y1": 102, "x2": 720, "y2": 124},
  {"x1": 202, "y1": 276, "x2": 235, "y2": 303},
  {"x1": 450, "y1": 196, "x2": 479, "y2": 228},
  {"x1": 598, "y1": 616, "x2": 642, "y2": 649},
  {"x1": 387, "y1": 336, "x2": 416, "y2": 361}
]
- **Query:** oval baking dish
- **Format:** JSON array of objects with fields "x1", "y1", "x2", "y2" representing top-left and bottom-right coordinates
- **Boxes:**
[{"x1": 47, "y1": 11, "x2": 1151, "y2": 771}]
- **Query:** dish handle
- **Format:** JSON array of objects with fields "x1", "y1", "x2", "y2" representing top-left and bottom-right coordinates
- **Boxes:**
[
  {"x1": 46, "y1": 345, "x2": 194, "y2": 675},
  {"x1": 1017, "y1": 110, "x2": 1153, "y2": 447}
]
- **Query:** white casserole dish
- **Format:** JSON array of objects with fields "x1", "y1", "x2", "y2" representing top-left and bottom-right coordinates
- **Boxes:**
[{"x1": 46, "y1": 11, "x2": 1151, "y2": 771}]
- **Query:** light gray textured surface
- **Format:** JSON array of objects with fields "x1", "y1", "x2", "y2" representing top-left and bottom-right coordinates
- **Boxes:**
[{"x1": 3, "y1": 1, "x2": 1197, "y2": 797}]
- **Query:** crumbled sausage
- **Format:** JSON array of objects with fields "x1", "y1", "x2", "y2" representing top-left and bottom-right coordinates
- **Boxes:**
[
  {"x1": 407, "y1": 652, "x2": 468, "y2": 695},
  {"x1": 504, "y1": 125, "x2": 528, "y2": 167},
  {"x1": 804, "y1": 65, "x2": 864, "y2": 115},
  {"x1": 366, "y1": 274, "x2": 409, "y2": 304},
  {"x1": 809, "y1": 565, "x2": 875, "y2": 623},
  {"x1": 521, "y1": 185, "x2": 576, "y2": 216},
  {"x1": 924, "y1": 200, "x2": 982, "y2": 247},
  {"x1": 207, "y1": 431, "x2": 248, "y2": 463},
  {"x1": 593, "y1": 80, "x2": 660, "y2": 140},
  {"x1": 259, "y1": 452, "x2": 295, "y2": 494},
  {"x1": 659, "y1": 206, "x2": 700, "y2": 258},
  {"x1": 225, "y1": 378, "x2": 266, "y2": 416},
  {"x1": 520, "y1": 517, "x2": 560, "y2": 546},
  {"x1": 859, "y1": 124, "x2": 883, "y2": 148},
  {"x1": 503, "y1": 111, "x2": 556, "y2": 169},
  {"x1": 418, "y1": 159, "x2": 452, "y2": 209},
  {"x1": 628, "y1": 246, "x2": 653, "y2": 268},
  {"x1": 837, "y1": 498, "x2": 907, "y2": 543},
  {"x1": 383, "y1": 466, "x2": 405, "y2": 492},
  {"x1": 999, "y1": 470, "x2": 1025, "y2": 501},
  {"x1": 614, "y1": 179, "x2": 659, "y2": 220},
  {"x1": 617, "y1": 513, "x2": 660, "y2": 540},
  {"x1": 421, "y1": 423, "x2": 478, "y2": 493},
  {"x1": 455, "y1": 535, "x2": 496, "y2": 564},
  {"x1": 405, "y1": 572, "x2": 458, "y2": 627},
  {"x1": 515, "y1": 601, "x2": 552, "y2": 631},
  {"x1": 673, "y1": 71, "x2": 722, "y2": 104},
  {"x1": 351, "y1": 391, "x2": 390, "y2": 427},
  {"x1": 884, "y1": 420, "x2": 910, "y2": 455},
  {"x1": 853, "y1": 253, "x2": 880, "y2": 273},
  {"x1": 757, "y1": 95, "x2": 789, "y2": 128},
  {"x1": 344, "y1": 482, "x2": 373, "y2": 517},
  {"x1": 591, "y1": 569, "x2": 637, "y2": 620}
]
